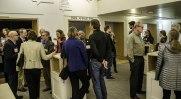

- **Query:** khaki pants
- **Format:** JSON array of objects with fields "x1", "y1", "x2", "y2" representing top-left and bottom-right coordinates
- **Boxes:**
[{"x1": 18, "y1": 68, "x2": 25, "y2": 89}]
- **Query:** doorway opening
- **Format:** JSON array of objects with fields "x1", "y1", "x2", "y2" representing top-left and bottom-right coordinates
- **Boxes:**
[{"x1": 0, "y1": 18, "x2": 38, "y2": 37}]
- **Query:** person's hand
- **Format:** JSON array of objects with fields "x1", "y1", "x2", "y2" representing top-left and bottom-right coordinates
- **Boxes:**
[
  {"x1": 52, "y1": 51, "x2": 57, "y2": 56},
  {"x1": 102, "y1": 60, "x2": 108, "y2": 69}
]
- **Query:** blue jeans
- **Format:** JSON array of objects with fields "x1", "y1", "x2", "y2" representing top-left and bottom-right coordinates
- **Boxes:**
[{"x1": 90, "y1": 59, "x2": 107, "y2": 99}]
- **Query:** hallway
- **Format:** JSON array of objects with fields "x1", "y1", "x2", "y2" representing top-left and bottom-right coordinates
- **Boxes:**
[{"x1": 19, "y1": 61, "x2": 146, "y2": 99}]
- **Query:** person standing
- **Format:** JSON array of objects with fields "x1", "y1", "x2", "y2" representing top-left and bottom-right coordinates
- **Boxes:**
[
  {"x1": 17, "y1": 30, "x2": 55, "y2": 99},
  {"x1": 155, "y1": 29, "x2": 181, "y2": 99},
  {"x1": 89, "y1": 19, "x2": 111, "y2": 99},
  {"x1": 127, "y1": 22, "x2": 145, "y2": 99},
  {"x1": 104, "y1": 25, "x2": 116, "y2": 79},
  {"x1": 3, "y1": 31, "x2": 23, "y2": 99},
  {"x1": 54, "y1": 29, "x2": 66, "y2": 53},
  {"x1": 41, "y1": 31, "x2": 54, "y2": 92},
  {"x1": 129, "y1": 21, "x2": 135, "y2": 34},
  {"x1": 62, "y1": 27, "x2": 90, "y2": 99},
  {"x1": 16, "y1": 28, "x2": 28, "y2": 92}
]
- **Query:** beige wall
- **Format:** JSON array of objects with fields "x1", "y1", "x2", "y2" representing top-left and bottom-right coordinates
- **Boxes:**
[{"x1": 0, "y1": 0, "x2": 98, "y2": 38}]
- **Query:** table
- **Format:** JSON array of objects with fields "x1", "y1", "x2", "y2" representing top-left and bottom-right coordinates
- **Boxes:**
[
  {"x1": 146, "y1": 52, "x2": 174, "y2": 99},
  {"x1": 50, "y1": 53, "x2": 86, "y2": 99},
  {"x1": 0, "y1": 83, "x2": 15, "y2": 99}
]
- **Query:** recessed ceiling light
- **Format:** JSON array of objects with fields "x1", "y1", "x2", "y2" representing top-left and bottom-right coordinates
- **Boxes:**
[
  {"x1": 148, "y1": 11, "x2": 154, "y2": 14},
  {"x1": 130, "y1": 9, "x2": 136, "y2": 14}
]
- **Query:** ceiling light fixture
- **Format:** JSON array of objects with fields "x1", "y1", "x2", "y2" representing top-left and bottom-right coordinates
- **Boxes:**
[{"x1": 130, "y1": 9, "x2": 136, "y2": 14}]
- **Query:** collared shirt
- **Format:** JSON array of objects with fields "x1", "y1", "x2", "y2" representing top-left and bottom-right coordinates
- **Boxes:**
[{"x1": 127, "y1": 32, "x2": 145, "y2": 62}]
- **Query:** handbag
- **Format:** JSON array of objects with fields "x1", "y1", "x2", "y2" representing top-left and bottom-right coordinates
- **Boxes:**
[
  {"x1": 59, "y1": 65, "x2": 69, "y2": 80},
  {"x1": 17, "y1": 53, "x2": 24, "y2": 68},
  {"x1": 59, "y1": 50, "x2": 69, "y2": 80}
]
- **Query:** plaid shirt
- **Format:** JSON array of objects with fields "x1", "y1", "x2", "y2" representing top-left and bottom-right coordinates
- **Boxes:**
[{"x1": 127, "y1": 32, "x2": 145, "y2": 62}]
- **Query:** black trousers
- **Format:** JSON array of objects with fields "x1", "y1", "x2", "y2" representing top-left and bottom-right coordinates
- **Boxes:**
[
  {"x1": 6, "y1": 72, "x2": 18, "y2": 97},
  {"x1": 69, "y1": 70, "x2": 90, "y2": 99},
  {"x1": 24, "y1": 69, "x2": 41, "y2": 99},
  {"x1": 42, "y1": 60, "x2": 51, "y2": 89},
  {"x1": 112, "y1": 54, "x2": 117, "y2": 72},
  {"x1": 129, "y1": 56, "x2": 144, "y2": 97},
  {"x1": 163, "y1": 89, "x2": 181, "y2": 99}
]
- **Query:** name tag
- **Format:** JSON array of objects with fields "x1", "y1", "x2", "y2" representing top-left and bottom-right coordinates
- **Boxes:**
[{"x1": 86, "y1": 45, "x2": 90, "y2": 49}]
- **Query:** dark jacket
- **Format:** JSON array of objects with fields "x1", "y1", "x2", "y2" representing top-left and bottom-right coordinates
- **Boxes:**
[
  {"x1": 143, "y1": 36, "x2": 154, "y2": 44},
  {"x1": 62, "y1": 38, "x2": 88, "y2": 72},
  {"x1": 105, "y1": 33, "x2": 116, "y2": 54},
  {"x1": 16, "y1": 37, "x2": 28, "y2": 51},
  {"x1": 41, "y1": 39, "x2": 54, "y2": 67},
  {"x1": 3, "y1": 39, "x2": 18, "y2": 74},
  {"x1": 89, "y1": 30, "x2": 111, "y2": 62}
]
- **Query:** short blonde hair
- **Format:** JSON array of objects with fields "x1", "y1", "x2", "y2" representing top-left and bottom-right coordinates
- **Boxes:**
[{"x1": 68, "y1": 27, "x2": 77, "y2": 38}]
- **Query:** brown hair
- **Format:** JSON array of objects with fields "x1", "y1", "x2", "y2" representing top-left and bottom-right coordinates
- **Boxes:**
[
  {"x1": 68, "y1": 27, "x2": 77, "y2": 38},
  {"x1": 90, "y1": 19, "x2": 100, "y2": 30},
  {"x1": 56, "y1": 29, "x2": 65, "y2": 37},
  {"x1": 169, "y1": 29, "x2": 181, "y2": 53},
  {"x1": 27, "y1": 30, "x2": 37, "y2": 41},
  {"x1": 43, "y1": 31, "x2": 50, "y2": 36},
  {"x1": 104, "y1": 25, "x2": 110, "y2": 32}
]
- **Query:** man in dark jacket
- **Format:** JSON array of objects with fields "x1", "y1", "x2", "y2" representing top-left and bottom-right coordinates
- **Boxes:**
[
  {"x1": 3, "y1": 31, "x2": 23, "y2": 99},
  {"x1": 104, "y1": 26, "x2": 117, "y2": 79},
  {"x1": 89, "y1": 19, "x2": 111, "y2": 99},
  {"x1": 16, "y1": 28, "x2": 28, "y2": 92},
  {"x1": 41, "y1": 31, "x2": 54, "y2": 92}
]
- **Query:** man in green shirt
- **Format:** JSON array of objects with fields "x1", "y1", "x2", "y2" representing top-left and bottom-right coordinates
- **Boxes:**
[{"x1": 127, "y1": 22, "x2": 145, "y2": 99}]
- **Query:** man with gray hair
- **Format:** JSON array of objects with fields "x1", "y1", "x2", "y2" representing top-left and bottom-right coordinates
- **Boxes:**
[
  {"x1": 3, "y1": 31, "x2": 23, "y2": 99},
  {"x1": 127, "y1": 22, "x2": 145, "y2": 99}
]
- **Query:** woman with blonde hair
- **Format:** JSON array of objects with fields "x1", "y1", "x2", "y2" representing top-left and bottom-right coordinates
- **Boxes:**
[
  {"x1": 17, "y1": 30, "x2": 56, "y2": 99},
  {"x1": 155, "y1": 29, "x2": 181, "y2": 99}
]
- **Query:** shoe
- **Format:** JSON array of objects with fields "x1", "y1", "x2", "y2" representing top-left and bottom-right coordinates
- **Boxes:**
[
  {"x1": 42, "y1": 88, "x2": 51, "y2": 92},
  {"x1": 16, "y1": 95, "x2": 23, "y2": 99},
  {"x1": 137, "y1": 91, "x2": 146, "y2": 94},
  {"x1": 106, "y1": 76, "x2": 115, "y2": 79},
  {"x1": 18, "y1": 87, "x2": 27, "y2": 92},
  {"x1": 131, "y1": 95, "x2": 140, "y2": 99},
  {"x1": 114, "y1": 69, "x2": 118, "y2": 73}
]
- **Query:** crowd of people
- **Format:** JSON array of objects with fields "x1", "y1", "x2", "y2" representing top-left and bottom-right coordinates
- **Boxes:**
[
  {"x1": 0, "y1": 19, "x2": 181, "y2": 99},
  {"x1": 0, "y1": 19, "x2": 118, "y2": 99},
  {"x1": 127, "y1": 21, "x2": 181, "y2": 99}
]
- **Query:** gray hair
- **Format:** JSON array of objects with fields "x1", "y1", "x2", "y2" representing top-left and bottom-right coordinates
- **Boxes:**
[{"x1": 171, "y1": 23, "x2": 181, "y2": 32}]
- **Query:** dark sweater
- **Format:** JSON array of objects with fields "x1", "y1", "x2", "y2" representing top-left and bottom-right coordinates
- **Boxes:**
[
  {"x1": 62, "y1": 38, "x2": 88, "y2": 72},
  {"x1": 89, "y1": 30, "x2": 111, "y2": 62}
]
